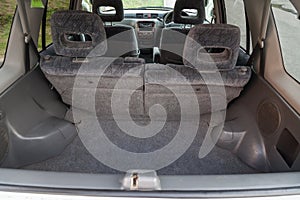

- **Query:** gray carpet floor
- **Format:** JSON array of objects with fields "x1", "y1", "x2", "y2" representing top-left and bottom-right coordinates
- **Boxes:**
[{"x1": 23, "y1": 119, "x2": 256, "y2": 175}]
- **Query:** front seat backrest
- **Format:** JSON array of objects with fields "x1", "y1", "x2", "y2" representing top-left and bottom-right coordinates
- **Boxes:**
[
  {"x1": 159, "y1": 0, "x2": 205, "y2": 64},
  {"x1": 93, "y1": 0, "x2": 139, "y2": 58}
]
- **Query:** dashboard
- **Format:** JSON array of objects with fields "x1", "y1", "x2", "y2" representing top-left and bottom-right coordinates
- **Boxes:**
[
  {"x1": 116, "y1": 9, "x2": 171, "y2": 49},
  {"x1": 110, "y1": 9, "x2": 195, "y2": 50},
  {"x1": 124, "y1": 10, "x2": 168, "y2": 19}
]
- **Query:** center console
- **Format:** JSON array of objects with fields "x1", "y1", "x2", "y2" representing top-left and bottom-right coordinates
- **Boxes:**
[{"x1": 136, "y1": 21, "x2": 156, "y2": 49}]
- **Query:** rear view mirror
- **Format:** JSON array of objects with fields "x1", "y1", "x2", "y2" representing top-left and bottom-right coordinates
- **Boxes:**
[{"x1": 290, "y1": 0, "x2": 300, "y2": 19}]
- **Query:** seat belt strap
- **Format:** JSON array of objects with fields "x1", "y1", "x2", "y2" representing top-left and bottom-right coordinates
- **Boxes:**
[
  {"x1": 25, "y1": 37, "x2": 30, "y2": 72},
  {"x1": 246, "y1": 42, "x2": 260, "y2": 66},
  {"x1": 17, "y1": 0, "x2": 41, "y2": 72},
  {"x1": 247, "y1": 0, "x2": 271, "y2": 72},
  {"x1": 24, "y1": 35, "x2": 40, "y2": 72},
  {"x1": 42, "y1": 0, "x2": 48, "y2": 50}
]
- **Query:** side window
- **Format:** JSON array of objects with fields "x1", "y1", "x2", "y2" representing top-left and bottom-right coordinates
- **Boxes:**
[
  {"x1": 39, "y1": 0, "x2": 69, "y2": 49},
  {"x1": 204, "y1": 0, "x2": 215, "y2": 23},
  {"x1": 0, "y1": 2, "x2": 15, "y2": 63},
  {"x1": 82, "y1": 0, "x2": 92, "y2": 12},
  {"x1": 224, "y1": 0, "x2": 248, "y2": 50},
  {"x1": 272, "y1": 2, "x2": 300, "y2": 82}
]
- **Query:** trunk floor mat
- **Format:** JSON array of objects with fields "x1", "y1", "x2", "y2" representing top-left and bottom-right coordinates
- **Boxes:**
[{"x1": 23, "y1": 119, "x2": 257, "y2": 175}]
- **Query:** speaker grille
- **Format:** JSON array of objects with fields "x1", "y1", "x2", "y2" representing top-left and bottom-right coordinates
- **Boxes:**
[{"x1": 257, "y1": 101, "x2": 281, "y2": 136}]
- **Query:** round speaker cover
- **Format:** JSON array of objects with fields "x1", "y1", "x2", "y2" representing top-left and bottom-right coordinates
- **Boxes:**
[{"x1": 257, "y1": 101, "x2": 281, "y2": 136}]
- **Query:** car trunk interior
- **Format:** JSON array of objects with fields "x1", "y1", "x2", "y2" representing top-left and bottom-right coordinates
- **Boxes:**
[
  {"x1": 1, "y1": 64, "x2": 299, "y2": 175},
  {"x1": 0, "y1": 0, "x2": 300, "y2": 194}
]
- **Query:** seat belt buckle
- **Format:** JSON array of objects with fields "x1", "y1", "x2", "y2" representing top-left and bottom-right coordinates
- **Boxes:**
[
  {"x1": 24, "y1": 33, "x2": 31, "y2": 44},
  {"x1": 258, "y1": 38, "x2": 265, "y2": 49}
]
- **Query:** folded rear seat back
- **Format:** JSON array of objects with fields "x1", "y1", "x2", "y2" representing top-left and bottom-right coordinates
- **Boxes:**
[
  {"x1": 183, "y1": 24, "x2": 241, "y2": 71},
  {"x1": 40, "y1": 10, "x2": 145, "y2": 121},
  {"x1": 145, "y1": 24, "x2": 251, "y2": 120},
  {"x1": 50, "y1": 10, "x2": 107, "y2": 58}
]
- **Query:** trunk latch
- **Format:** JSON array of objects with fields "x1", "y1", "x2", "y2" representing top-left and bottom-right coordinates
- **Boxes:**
[{"x1": 122, "y1": 170, "x2": 161, "y2": 191}]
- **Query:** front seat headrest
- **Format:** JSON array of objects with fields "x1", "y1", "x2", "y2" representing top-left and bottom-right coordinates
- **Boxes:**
[
  {"x1": 183, "y1": 24, "x2": 241, "y2": 71},
  {"x1": 173, "y1": 0, "x2": 205, "y2": 24},
  {"x1": 93, "y1": 0, "x2": 124, "y2": 22},
  {"x1": 51, "y1": 10, "x2": 107, "y2": 57}
]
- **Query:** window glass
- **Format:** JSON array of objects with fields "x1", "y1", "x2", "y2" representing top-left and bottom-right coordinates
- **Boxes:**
[
  {"x1": 82, "y1": 0, "x2": 92, "y2": 11},
  {"x1": 204, "y1": 0, "x2": 215, "y2": 23},
  {"x1": 272, "y1": 1, "x2": 300, "y2": 82},
  {"x1": 39, "y1": 0, "x2": 69, "y2": 49},
  {"x1": 83, "y1": 0, "x2": 215, "y2": 23},
  {"x1": 82, "y1": 0, "x2": 214, "y2": 16},
  {"x1": 123, "y1": 0, "x2": 165, "y2": 9},
  {"x1": 0, "y1": 1, "x2": 15, "y2": 63},
  {"x1": 225, "y1": 0, "x2": 247, "y2": 49}
]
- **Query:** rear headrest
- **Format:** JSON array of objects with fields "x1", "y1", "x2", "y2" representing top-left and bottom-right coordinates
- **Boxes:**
[
  {"x1": 173, "y1": 0, "x2": 205, "y2": 24},
  {"x1": 183, "y1": 24, "x2": 240, "y2": 71},
  {"x1": 51, "y1": 11, "x2": 107, "y2": 57},
  {"x1": 93, "y1": 0, "x2": 124, "y2": 22}
]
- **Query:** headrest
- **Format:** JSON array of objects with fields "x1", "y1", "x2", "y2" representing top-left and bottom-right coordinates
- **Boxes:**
[
  {"x1": 93, "y1": 0, "x2": 124, "y2": 22},
  {"x1": 51, "y1": 11, "x2": 107, "y2": 57},
  {"x1": 183, "y1": 24, "x2": 240, "y2": 71},
  {"x1": 173, "y1": 0, "x2": 205, "y2": 24}
]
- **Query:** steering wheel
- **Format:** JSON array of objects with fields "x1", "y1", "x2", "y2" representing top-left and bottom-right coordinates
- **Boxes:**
[{"x1": 163, "y1": 11, "x2": 189, "y2": 27}]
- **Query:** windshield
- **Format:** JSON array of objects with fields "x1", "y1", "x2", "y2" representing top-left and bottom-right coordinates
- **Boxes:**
[{"x1": 123, "y1": 0, "x2": 176, "y2": 9}]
